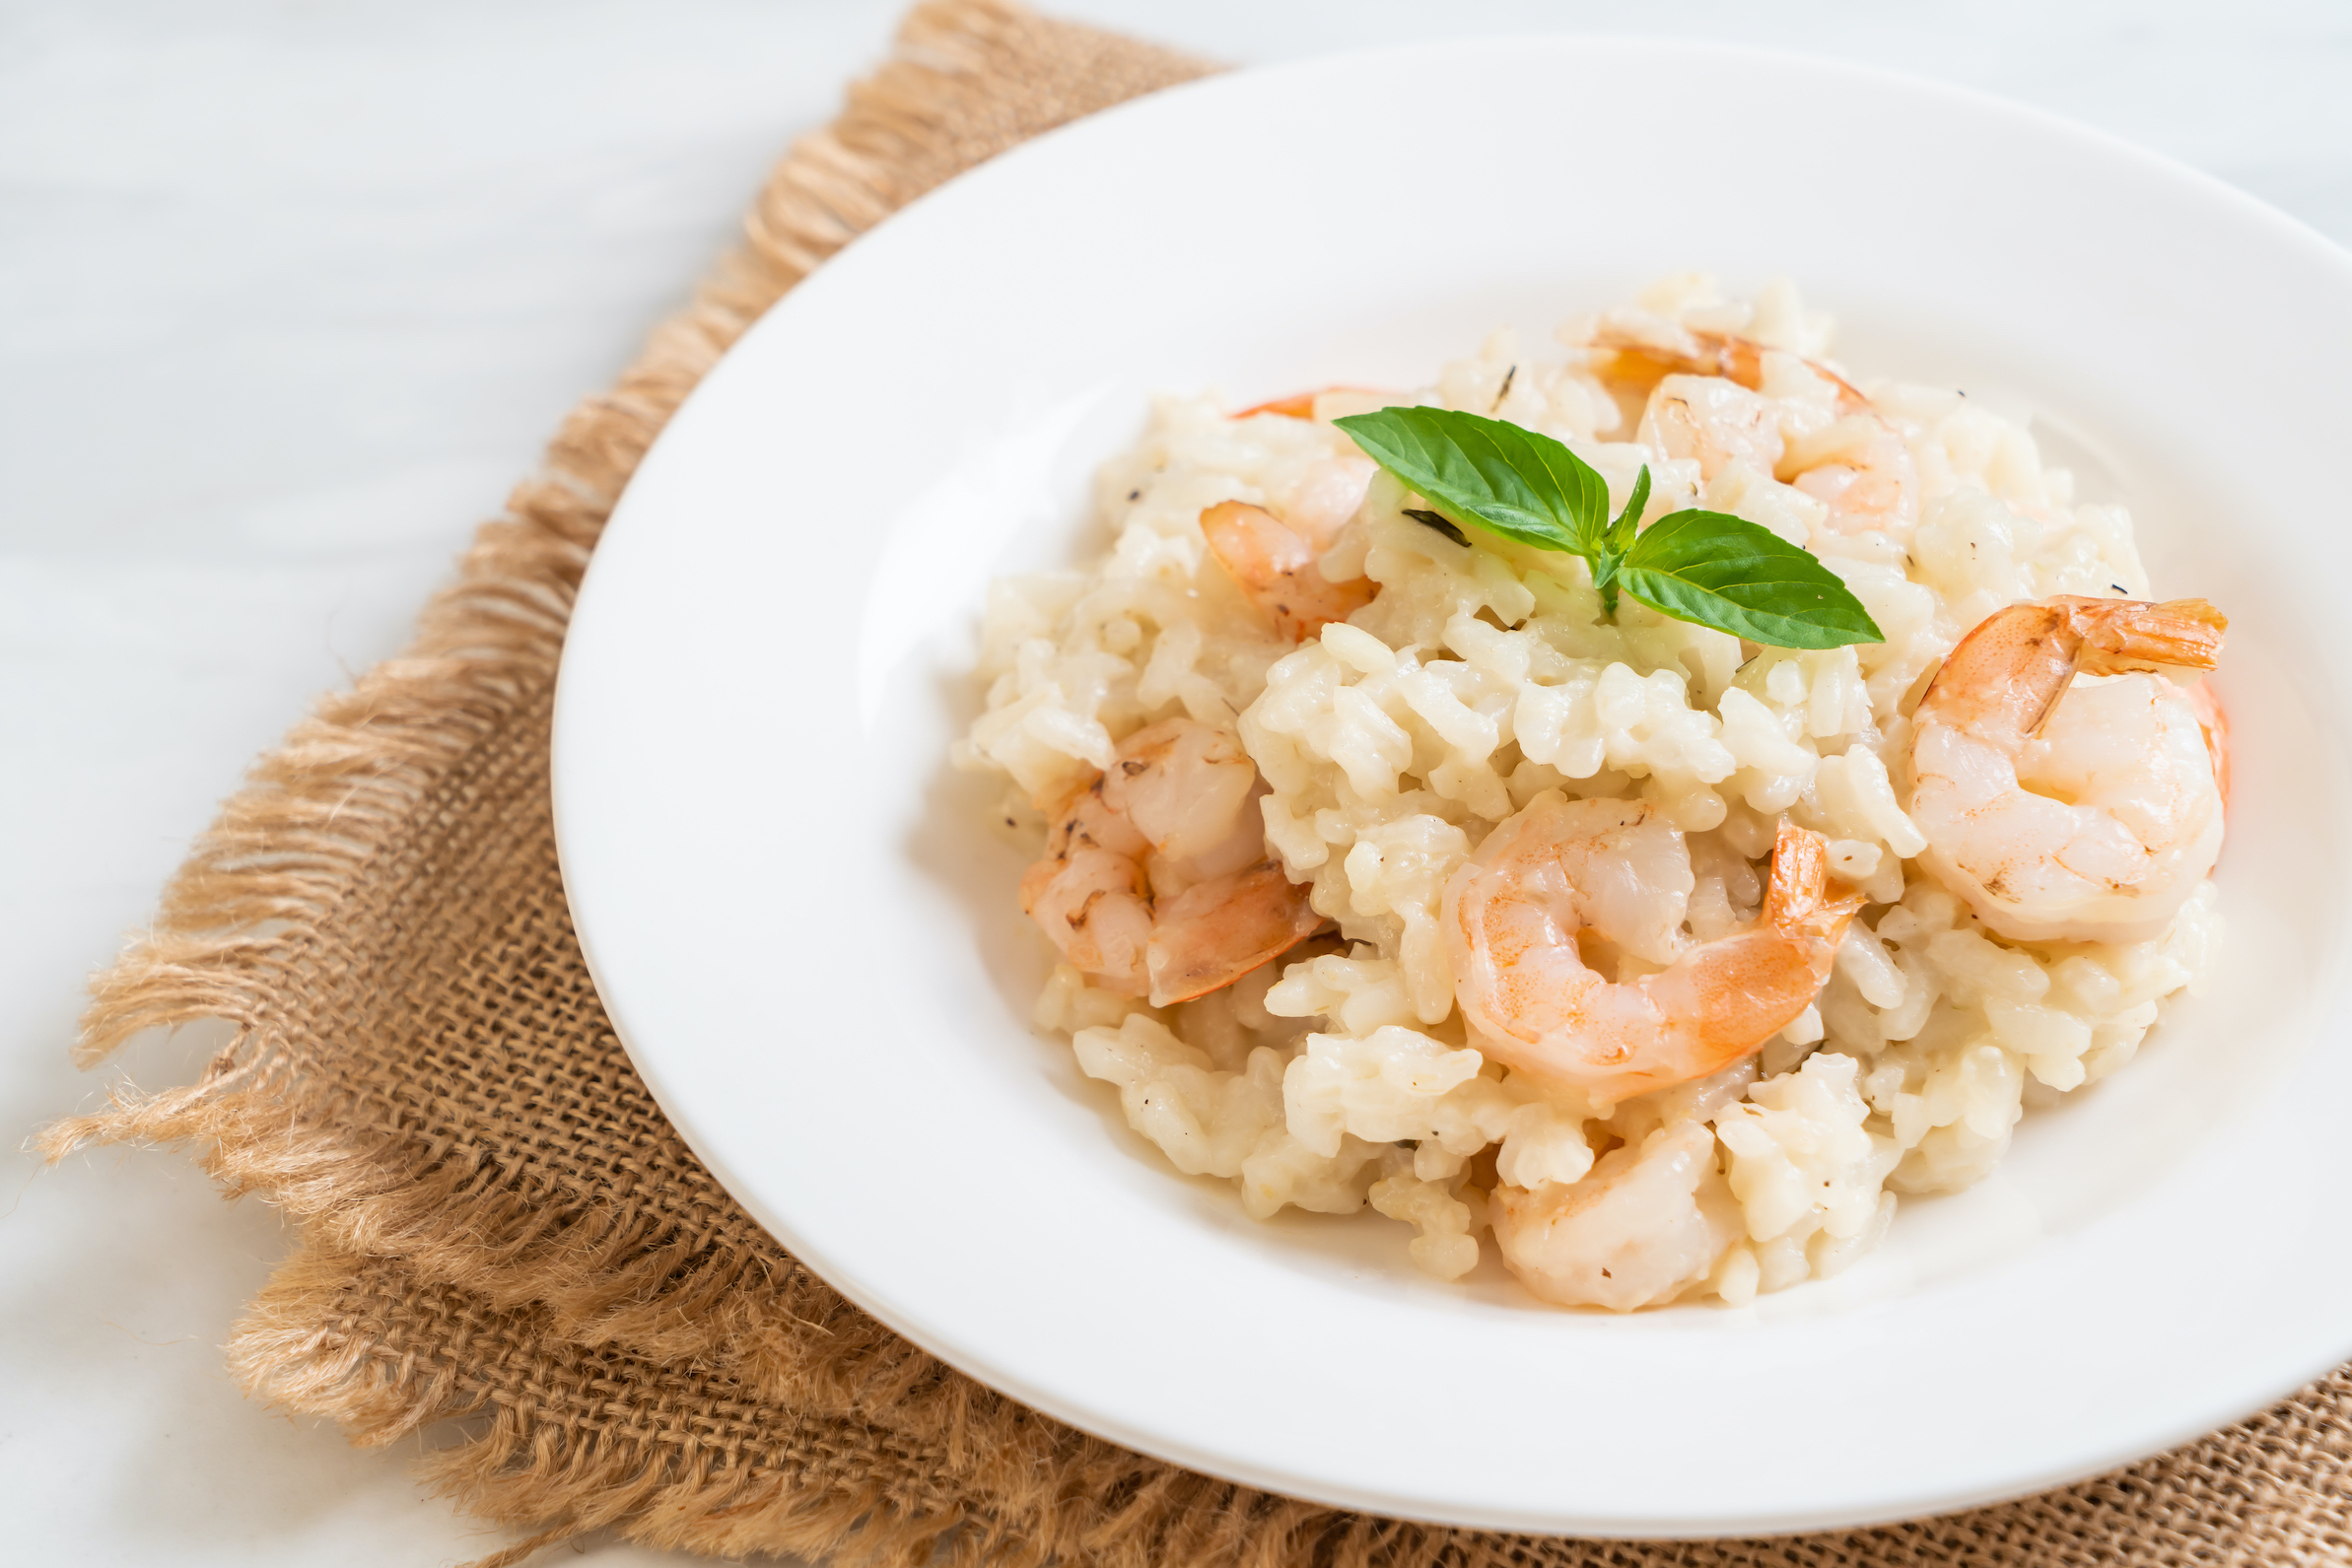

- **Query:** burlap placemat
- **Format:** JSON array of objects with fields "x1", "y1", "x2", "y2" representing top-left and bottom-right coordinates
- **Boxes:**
[{"x1": 43, "y1": 2, "x2": 2352, "y2": 1563}]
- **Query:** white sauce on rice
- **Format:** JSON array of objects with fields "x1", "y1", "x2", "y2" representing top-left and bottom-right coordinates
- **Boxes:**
[{"x1": 951, "y1": 274, "x2": 2223, "y2": 1309}]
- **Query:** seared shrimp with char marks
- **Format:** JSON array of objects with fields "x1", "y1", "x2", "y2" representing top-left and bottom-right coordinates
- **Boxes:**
[
  {"x1": 1020, "y1": 716, "x2": 1326, "y2": 1004},
  {"x1": 1907, "y1": 594, "x2": 2228, "y2": 943},
  {"x1": 1443, "y1": 796, "x2": 1864, "y2": 1102}
]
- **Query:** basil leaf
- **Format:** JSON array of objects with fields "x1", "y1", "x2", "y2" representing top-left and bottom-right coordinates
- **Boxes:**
[
  {"x1": 1606, "y1": 464, "x2": 1651, "y2": 558},
  {"x1": 1334, "y1": 406, "x2": 1608, "y2": 555},
  {"x1": 1592, "y1": 551, "x2": 1623, "y2": 609},
  {"x1": 1337, "y1": 409, "x2": 1880, "y2": 648},
  {"x1": 1591, "y1": 464, "x2": 1652, "y2": 615},
  {"x1": 1616, "y1": 510, "x2": 1884, "y2": 648}
]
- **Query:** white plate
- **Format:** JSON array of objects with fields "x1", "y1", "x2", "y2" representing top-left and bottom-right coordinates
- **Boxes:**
[{"x1": 552, "y1": 38, "x2": 2352, "y2": 1536}]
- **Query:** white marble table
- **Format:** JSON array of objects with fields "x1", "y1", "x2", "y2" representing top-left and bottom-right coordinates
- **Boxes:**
[{"x1": 5, "y1": 2, "x2": 2346, "y2": 1562}]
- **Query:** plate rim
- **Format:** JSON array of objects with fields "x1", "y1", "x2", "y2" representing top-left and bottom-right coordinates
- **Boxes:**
[{"x1": 553, "y1": 33, "x2": 2352, "y2": 1536}]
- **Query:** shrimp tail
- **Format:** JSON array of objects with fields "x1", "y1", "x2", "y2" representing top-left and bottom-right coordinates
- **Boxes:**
[
  {"x1": 1144, "y1": 863, "x2": 1325, "y2": 1006},
  {"x1": 1593, "y1": 325, "x2": 1871, "y2": 413},
  {"x1": 1923, "y1": 595, "x2": 2229, "y2": 742},
  {"x1": 1764, "y1": 820, "x2": 1867, "y2": 952},
  {"x1": 2060, "y1": 595, "x2": 2228, "y2": 677}
]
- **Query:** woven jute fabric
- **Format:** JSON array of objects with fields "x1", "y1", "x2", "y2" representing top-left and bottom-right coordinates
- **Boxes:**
[{"x1": 44, "y1": 3, "x2": 2352, "y2": 1564}]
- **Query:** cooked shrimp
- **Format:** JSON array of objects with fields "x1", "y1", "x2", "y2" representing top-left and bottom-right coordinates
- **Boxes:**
[
  {"x1": 1443, "y1": 797, "x2": 1863, "y2": 1101},
  {"x1": 1020, "y1": 845, "x2": 1152, "y2": 992},
  {"x1": 1591, "y1": 322, "x2": 1868, "y2": 413},
  {"x1": 1020, "y1": 716, "x2": 1326, "y2": 1004},
  {"x1": 1637, "y1": 374, "x2": 1784, "y2": 482},
  {"x1": 1908, "y1": 594, "x2": 2228, "y2": 943},
  {"x1": 1201, "y1": 497, "x2": 1377, "y2": 643},
  {"x1": 1099, "y1": 715, "x2": 1262, "y2": 889},
  {"x1": 1148, "y1": 865, "x2": 1328, "y2": 1006},
  {"x1": 1775, "y1": 414, "x2": 1918, "y2": 535},
  {"x1": 1606, "y1": 323, "x2": 1916, "y2": 535},
  {"x1": 2188, "y1": 680, "x2": 2230, "y2": 806},
  {"x1": 1233, "y1": 386, "x2": 1392, "y2": 421},
  {"x1": 1282, "y1": 454, "x2": 1380, "y2": 543},
  {"x1": 1490, "y1": 1121, "x2": 1740, "y2": 1311}
]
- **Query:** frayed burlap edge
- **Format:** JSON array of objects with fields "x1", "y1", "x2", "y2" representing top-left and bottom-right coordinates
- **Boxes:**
[
  {"x1": 231, "y1": 1245, "x2": 1376, "y2": 1568},
  {"x1": 34, "y1": 4, "x2": 1266, "y2": 1562},
  {"x1": 39, "y1": 2, "x2": 2352, "y2": 1564},
  {"x1": 38, "y1": 0, "x2": 1213, "y2": 1437},
  {"x1": 218, "y1": 1241, "x2": 2352, "y2": 1568}
]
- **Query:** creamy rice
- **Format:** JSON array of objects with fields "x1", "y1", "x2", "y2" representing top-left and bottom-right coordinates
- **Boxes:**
[{"x1": 952, "y1": 274, "x2": 2222, "y2": 1308}]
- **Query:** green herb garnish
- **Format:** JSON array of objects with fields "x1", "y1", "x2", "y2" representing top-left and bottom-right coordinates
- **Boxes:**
[{"x1": 1333, "y1": 406, "x2": 1882, "y2": 649}]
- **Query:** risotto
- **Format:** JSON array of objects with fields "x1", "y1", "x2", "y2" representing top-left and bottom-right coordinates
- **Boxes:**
[{"x1": 950, "y1": 275, "x2": 2226, "y2": 1310}]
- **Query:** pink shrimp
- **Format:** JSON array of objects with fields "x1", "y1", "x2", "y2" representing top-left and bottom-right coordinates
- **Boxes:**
[
  {"x1": 1590, "y1": 324, "x2": 1869, "y2": 414},
  {"x1": 1907, "y1": 594, "x2": 2228, "y2": 943},
  {"x1": 1232, "y1": 385, "x2": 1393, "y2": 421},
  {"x1": 1200, "y1": 498, "x2": 1377, "y2": 643},
  {"x1": 1020, "y1": 716, "x2": 1326, "y2": 1005},
  {"x1": 1601, "y1": 323, "x2": 1916, "y2": 536},
  {"x1": 1444, "y1": 798, "x2": 1863, "y2": 1101}
]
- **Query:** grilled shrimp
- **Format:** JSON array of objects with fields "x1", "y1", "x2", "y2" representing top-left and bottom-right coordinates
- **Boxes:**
[
  {"x1": 1020, "y1": 716, "x2": 1325, "y2": 1004},
  {"x1": 1908, "y1": 594, "x2": 2228, "y2": 943},
  {"x1": 1443, "y1": 796, "x2": 1863, "y2": 1102}
]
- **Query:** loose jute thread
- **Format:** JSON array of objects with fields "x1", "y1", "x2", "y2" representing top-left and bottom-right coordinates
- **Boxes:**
[{"x1": 41, "y1": 2, "x2": 2352, "y2": 1563}]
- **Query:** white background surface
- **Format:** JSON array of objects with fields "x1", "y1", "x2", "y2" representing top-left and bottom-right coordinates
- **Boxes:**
[{"x1": 5, "y1": 3, "x2": 2347, "y2": 1564}]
